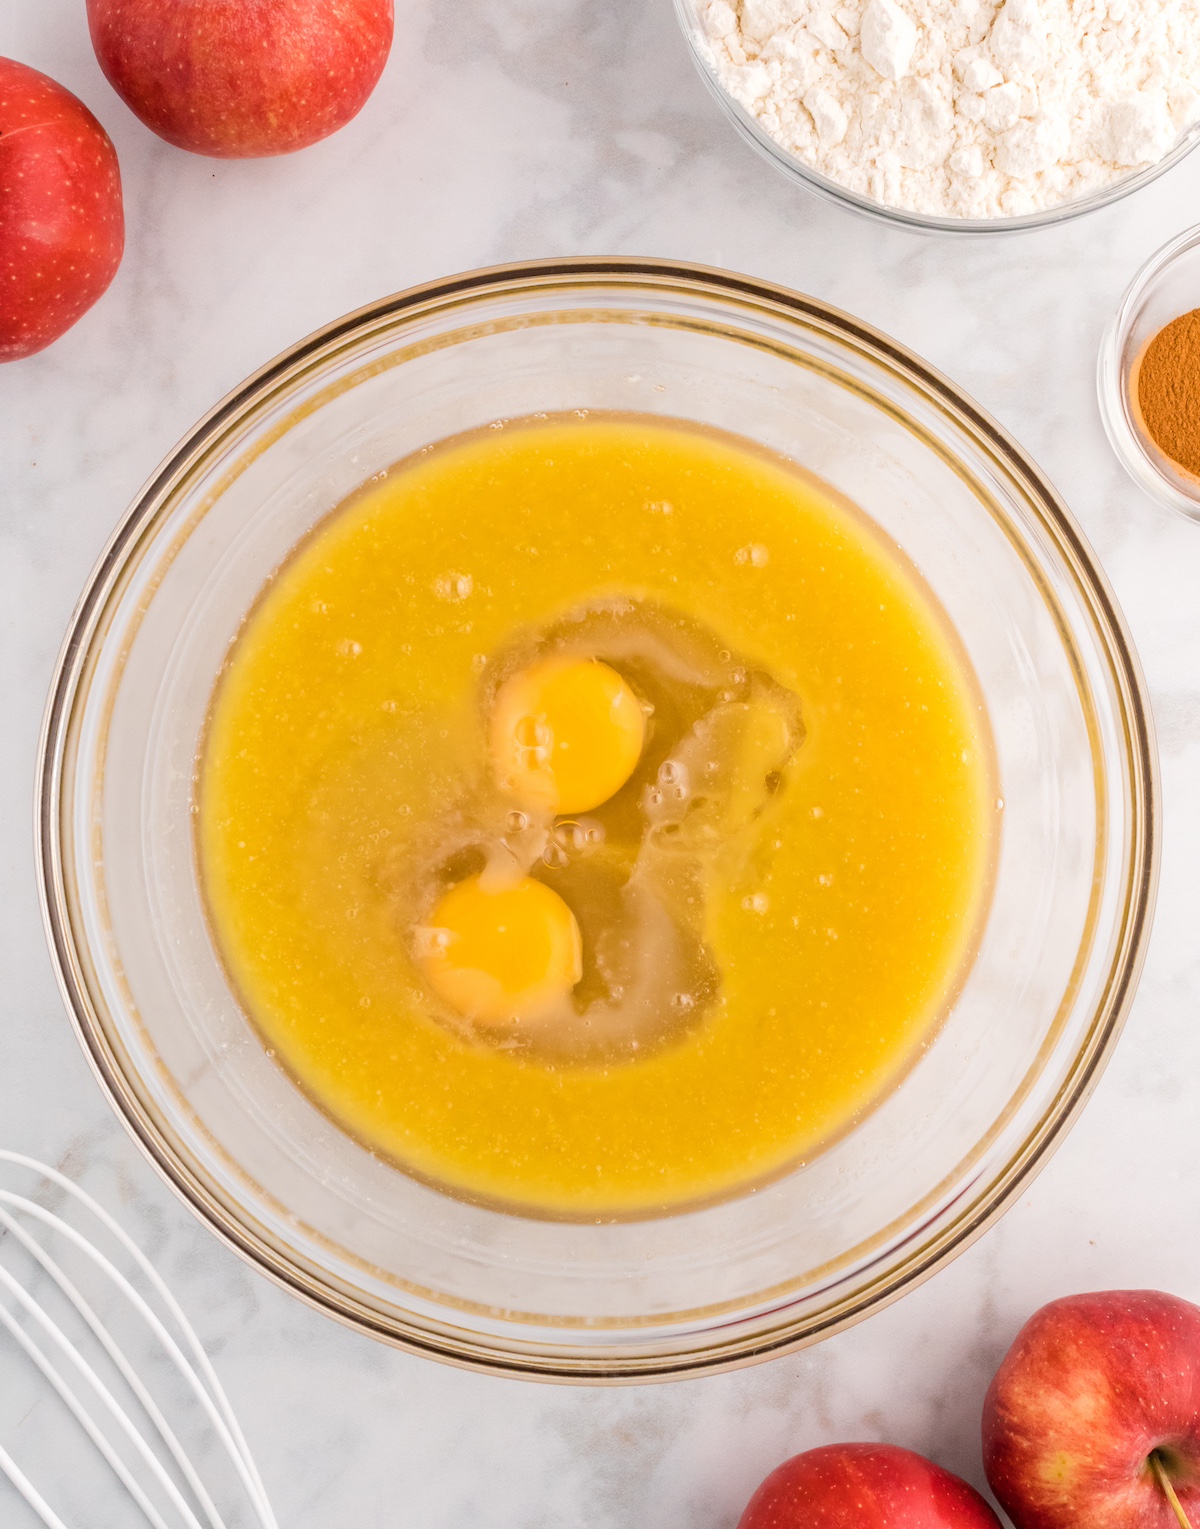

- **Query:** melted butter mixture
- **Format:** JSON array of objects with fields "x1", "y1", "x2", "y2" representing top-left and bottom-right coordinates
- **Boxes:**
[{"x1": 199, "y1": 415, "x2": 996, "y2": 1217}]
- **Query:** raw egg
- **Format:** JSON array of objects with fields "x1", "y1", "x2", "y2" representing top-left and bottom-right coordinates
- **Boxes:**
[
  {"x1": 419, "y1": 874, "x2": 583, "y2": 1024},
  {"x1": 490, "y1": 657, "x2": 645, "y2": 814}
]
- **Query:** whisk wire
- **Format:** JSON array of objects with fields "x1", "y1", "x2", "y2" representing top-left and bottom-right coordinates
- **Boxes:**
[
  {"x1": 0, "y1": 1294, "x2": 179, "y2": 1529},
  {"x1": 0, "y1": 1442, "x2": 72, "y2": 1529},
  {"x1": 0, "y1": 1155, "x2": 277, "y2": 1529},
  {"x1": 0, "y1": 1188, "x2": 274, "y2": 1526},
  {"x1": 0, "y1": 1153, "x2": 273, "y2": 1516},
  {"x1": 0, "y1": 1196, "x2": 227, "y2": 1529},
  {"x1": 0, "y1": 1227, "x2": 211, "y2": 1529}
]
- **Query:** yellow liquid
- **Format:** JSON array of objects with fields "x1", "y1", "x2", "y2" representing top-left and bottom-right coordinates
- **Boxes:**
[{"x1": 199, "y1": 416, "x2": 995, "y2": 1217}]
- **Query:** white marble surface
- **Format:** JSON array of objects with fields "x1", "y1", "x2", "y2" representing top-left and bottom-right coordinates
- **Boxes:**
[{"x1": 3, "y1": 1, "x2": 1200, "y2": 1526}]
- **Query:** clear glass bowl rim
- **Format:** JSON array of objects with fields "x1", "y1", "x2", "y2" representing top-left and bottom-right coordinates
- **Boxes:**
[
  {"x1": 672, "y1": 0, "x2": 1200, "y2": 236},
  {"x1": 37, "y1": 257, "x2": 1159, "y2": 1381}
]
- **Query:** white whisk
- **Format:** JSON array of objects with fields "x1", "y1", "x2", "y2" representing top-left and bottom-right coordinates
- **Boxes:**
[{"x1": 0, "y1": 1152, "x2": 278, "y2": 1529}]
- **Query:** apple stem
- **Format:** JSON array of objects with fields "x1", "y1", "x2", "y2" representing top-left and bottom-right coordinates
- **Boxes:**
[{"x1": 1151, "y1": 1452, "x2": 1193, "y2": 1529}]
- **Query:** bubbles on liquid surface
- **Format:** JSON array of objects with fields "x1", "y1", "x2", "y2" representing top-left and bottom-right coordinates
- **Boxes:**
[
  {"x1": 735, "y1": 544, "x2": 770, "y2": 567},
  {"x1": 553, "y1": 821, "x2": 589, "y2": 853},
  {"x1": 434, "y1": 572, "x2": 474, "y2": 601}
]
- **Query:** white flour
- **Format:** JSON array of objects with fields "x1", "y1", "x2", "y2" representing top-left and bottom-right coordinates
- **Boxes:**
[{"x1": 696, "y1": 0, "x2": 1200, "y2": 217}]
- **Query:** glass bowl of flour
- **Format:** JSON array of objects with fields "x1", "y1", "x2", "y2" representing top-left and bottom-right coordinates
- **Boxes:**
[{"x1": 675, "y1": 0, "x2": 1200, "y2": 230}]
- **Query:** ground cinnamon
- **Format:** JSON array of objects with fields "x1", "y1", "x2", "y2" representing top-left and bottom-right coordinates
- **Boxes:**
[{"x1": 1135, "y1": 307, "x2": 1200, "y2": 478}]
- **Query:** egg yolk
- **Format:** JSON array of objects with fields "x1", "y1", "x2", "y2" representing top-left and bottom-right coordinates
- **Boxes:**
[
  {"x1": 490, "y1": 657, "x2": 646, "y2": 814},
  {"x1": 419, "y1": 874, "x2": 583, "y2": 1024}
]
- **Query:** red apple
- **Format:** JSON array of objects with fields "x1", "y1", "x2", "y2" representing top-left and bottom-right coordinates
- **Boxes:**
[
  {"x1": 0, "y1": 58, "x2": 124, "y2": 361},
  {"x1": 86, "y1": 0, "x2": 393, "y2": 159},
  {"x1": 983, "y1": 1290, "x2": 1200, "y2": 1529},
  {"x1": 737, "y1": 1443, "x2": 1002, "y2": 1528}
]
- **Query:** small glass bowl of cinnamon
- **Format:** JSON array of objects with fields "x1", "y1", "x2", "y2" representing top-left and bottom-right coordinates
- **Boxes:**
[{"x1": 1100, "y1": 224, "x2": 1200, "y2": 523}]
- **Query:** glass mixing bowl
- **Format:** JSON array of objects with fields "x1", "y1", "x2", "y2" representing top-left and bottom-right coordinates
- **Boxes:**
[
  {"x1": 673, "y1": 0, "x2": 1200, "y2": 235},
  {"x1": 39, "y1": 259, "x2": 1157, "y2": 1380}
]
